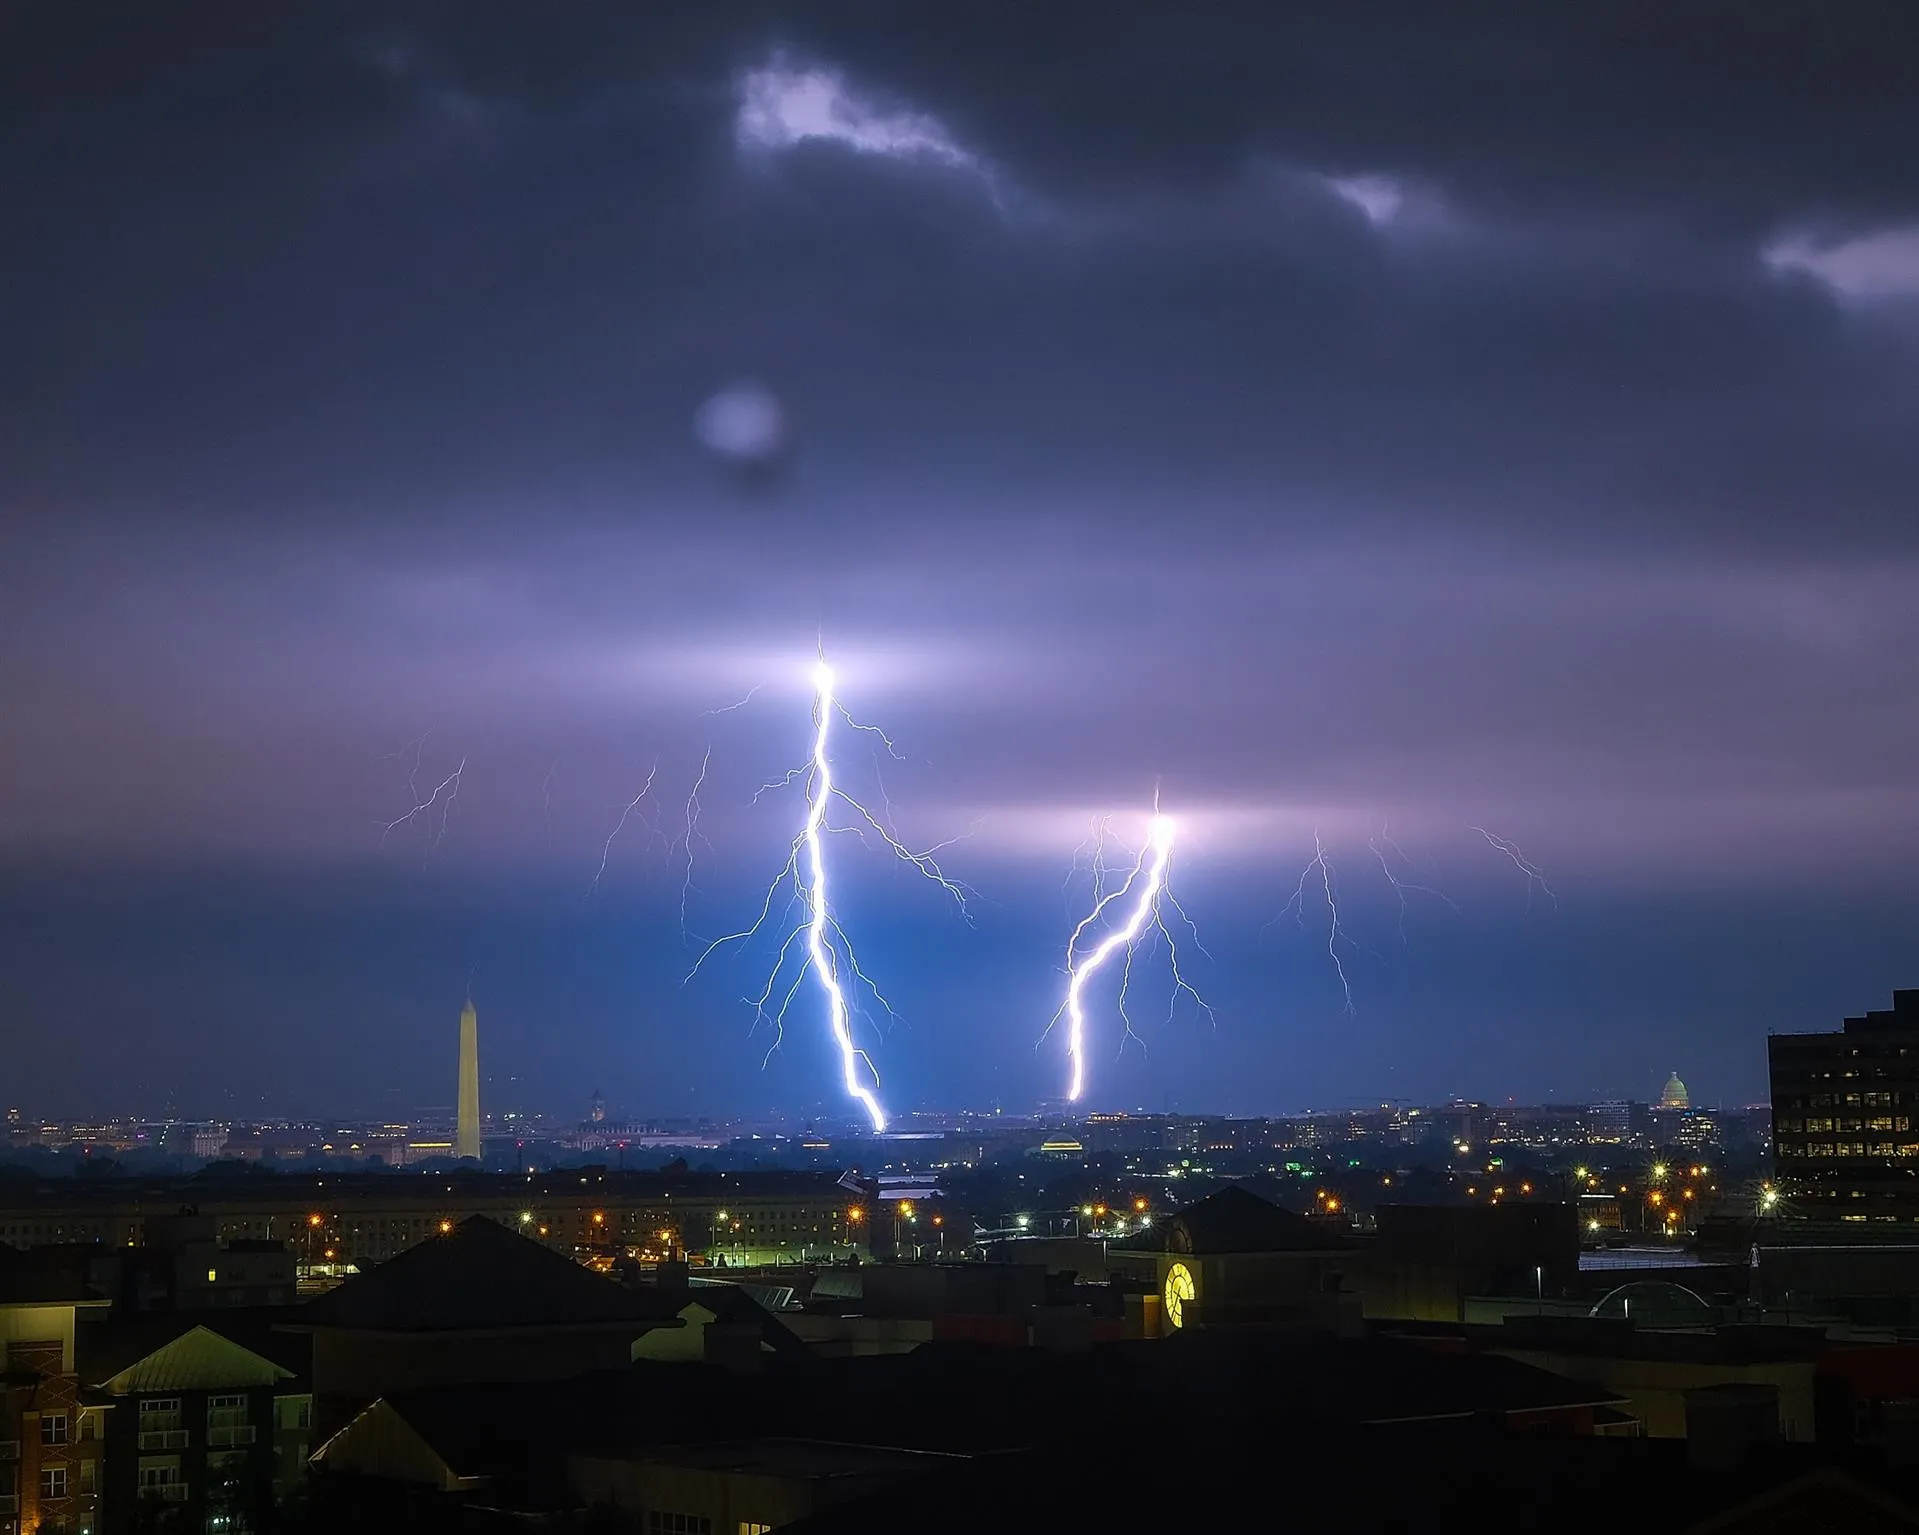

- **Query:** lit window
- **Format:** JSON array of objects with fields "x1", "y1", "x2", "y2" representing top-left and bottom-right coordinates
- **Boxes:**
[{"x1": 645, "y1": 1514, "x2": 713, "y2": 1535}]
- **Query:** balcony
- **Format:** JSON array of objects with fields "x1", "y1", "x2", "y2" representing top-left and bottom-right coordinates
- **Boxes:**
[
  {"x1": 0, "y1": 1438, "x2": 17, "y2": 1460},
  {"x1": 138, "y1": 1429, "x2": 190, "y2": 1450},
  {"x1": 140, "y1": 1482, "x2": 188, "y2": 1502},
  {"x1": 0, "y1": 1493, "x2": 17, "y2": 1515},
  {"x1": 207, "y1": 1425, "x2": 256, "y2": 1447}
]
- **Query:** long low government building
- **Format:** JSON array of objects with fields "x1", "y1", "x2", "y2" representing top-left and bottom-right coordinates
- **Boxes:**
[{"x1": 0, "y1": 1168, "x2": 871, "y2": 1268}]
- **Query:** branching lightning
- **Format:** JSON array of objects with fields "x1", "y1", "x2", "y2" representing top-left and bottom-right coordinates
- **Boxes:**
[
  {"x1": 1471, "y1": 825, "x2": 1558, "y2": 909},
  {"x1": 1050, "y1": 805, "x2": 1213, "y2": 1102},
  {"x1": 1279, "y1": 828, "x2": 1357, "y2": 1014},
  {"x1": 378, "y1": 733, "x2": 466, "y2": 852},
  {"x1": 687, "y1": 660, "x2": 974, "y2": 1132},
  {"x1": 1370, "y1": 821, "x2": 1461, "y2": 941},
  {"x1": 1264, "y1": 819, "x2": 1553, "y2": 1015},
  {"x1": 591, "y1": 759, "x2": 661, "y2": 896}
]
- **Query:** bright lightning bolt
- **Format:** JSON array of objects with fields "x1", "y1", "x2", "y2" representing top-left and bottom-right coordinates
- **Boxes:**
[
  {"x1": 688, "y1": 659, "x2": 974, "y2": 1133},
  {"x1": 1052, "y1": 810, "x2": 1211, "y2": 1103},
  {"x1": 1471, "y1": 825, "x2": 1558, "y2": 909},
  {"x1": 795, "y1": 662, "x2": 884, "y2": 1130}
]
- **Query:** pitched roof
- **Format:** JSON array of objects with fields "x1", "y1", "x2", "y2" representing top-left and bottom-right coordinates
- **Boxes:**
[
  {"x1": 1118, "y1": 1183, "x2": 1354, "y2": 1255},
  {"x1": 91, "y1": 1324, "x2": 292, "y2": 1394},
  {"x1": 1684, "y1": 1466, "x2": 1919, "y2": 1534},
  {"x1": 291, "y1": 1216, "x2": 686, "y2": 1333},
  {"x1": 78, "y1": 1308, "x2": 311, "y2": 1389}
]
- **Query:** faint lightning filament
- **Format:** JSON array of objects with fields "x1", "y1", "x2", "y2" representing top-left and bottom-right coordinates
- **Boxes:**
[
  {"x1": 1278, "y1": 829, "x2": 1357, "y2": 1014},
  {"x1": 1471, "y1": 825, "x2": 1558, "y2": 909},
  {"x1": 378, "y1": 734, "x2": 466, "y2": 853}
]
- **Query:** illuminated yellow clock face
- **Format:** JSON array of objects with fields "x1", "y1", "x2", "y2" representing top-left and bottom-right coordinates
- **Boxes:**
[{"x1": 1164, "y1": 1261, "x2": 1195, "y2": 1330}]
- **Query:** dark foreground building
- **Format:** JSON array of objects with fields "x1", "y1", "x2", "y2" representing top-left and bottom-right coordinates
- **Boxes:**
[{"x1": 1771, "y1": 990, "x2": 1919, "y2": 1222}]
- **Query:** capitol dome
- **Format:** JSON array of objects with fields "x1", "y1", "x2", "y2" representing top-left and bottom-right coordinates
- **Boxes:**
[{"x1": 1661, "y1": 1072, "x2": 1691, "y2": 1110}]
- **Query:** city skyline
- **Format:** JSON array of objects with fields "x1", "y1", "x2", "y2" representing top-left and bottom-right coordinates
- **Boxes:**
[{"x1": 4, "y1": 7, "x2": 1918, "y2": 1117}]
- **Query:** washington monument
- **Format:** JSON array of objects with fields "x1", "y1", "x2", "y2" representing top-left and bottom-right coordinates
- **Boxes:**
[{"x1": 456, "y1": 995, "x2": 481, "y2": 1161}]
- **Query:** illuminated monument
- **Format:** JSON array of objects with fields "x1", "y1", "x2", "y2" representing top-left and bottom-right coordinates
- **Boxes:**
[{"x1": 456, "y1": 996, "x2": 481, "y2": 1161}]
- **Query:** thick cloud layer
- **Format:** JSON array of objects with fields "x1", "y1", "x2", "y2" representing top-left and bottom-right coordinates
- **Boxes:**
[{"x1": 2, "y1": 4, "x2": 1916, "y2": 1115}]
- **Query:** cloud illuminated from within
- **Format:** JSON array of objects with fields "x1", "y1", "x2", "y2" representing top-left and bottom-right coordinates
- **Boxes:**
[
  {"x1": 1326, "y1": 174, "x2": 1407, "y2": 228},
  {"x1": 737, "y1": 56, "x2": 984, "y2": 178},
  {"x1": 1764, "y1": 224, "x2": 1919, "y2": 300}
]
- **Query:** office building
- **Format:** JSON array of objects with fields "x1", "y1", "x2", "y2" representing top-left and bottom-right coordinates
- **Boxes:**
[{"x1": 1770, "y1": 989, "x2": 1919, "y2": 1222}]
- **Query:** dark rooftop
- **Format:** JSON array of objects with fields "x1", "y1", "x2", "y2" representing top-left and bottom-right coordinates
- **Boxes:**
[
  {"x1": 779, "y1": 1433, "x2": 1919, "y2": 1535},
  {"x1": 290, "y1": 1216, "x2": 685, "y2": 1333},
  {"x1": 590, "y1": 1438, "x2": 967, "y2": 1480},
  {"x1": 1113, "y1": 1182, "x2": 1354, "y2": 1256},
  {"x1": 0, "y1": 1242, "x2": 109, "y2": 1305}
]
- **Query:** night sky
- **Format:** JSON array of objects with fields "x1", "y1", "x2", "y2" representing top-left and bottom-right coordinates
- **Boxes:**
[{"x1": 5, "y1": 4, "x2": 1918, "y2": 1122}]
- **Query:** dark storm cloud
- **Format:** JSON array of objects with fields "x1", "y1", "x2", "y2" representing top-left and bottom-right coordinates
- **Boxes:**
[
  {"x1": 3, "y1": 3, "x2": 1917, "y2": 1113},
  {"x1": 5, "y1": 1, "x2": 1917, "y2": 546}
]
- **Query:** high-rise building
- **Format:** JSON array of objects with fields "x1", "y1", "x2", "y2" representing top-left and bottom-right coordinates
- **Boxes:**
[
  {"x1": 1770, "y1": 989, "x2": 1919, "y2": 1221},
  {"x1": 456, "y1": 997, "x2": 481, "y2": 1161}
]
